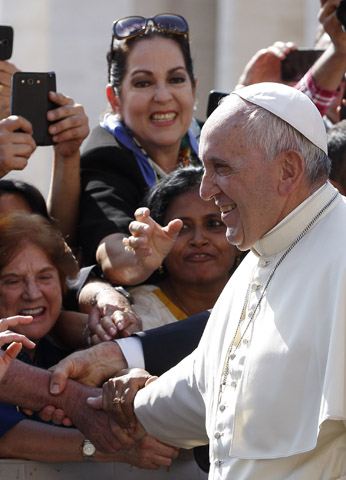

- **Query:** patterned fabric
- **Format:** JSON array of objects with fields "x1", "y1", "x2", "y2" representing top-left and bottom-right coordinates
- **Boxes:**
[
  {"x1": 100, "y1": 114, "x2": 201, "y2": 187},
  {"x1": 295, "y1": 68, "x2": 339, "y2": 117}
]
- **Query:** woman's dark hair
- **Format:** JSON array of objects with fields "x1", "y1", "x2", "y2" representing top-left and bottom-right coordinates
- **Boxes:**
[
  {"x1": 143, "y1": 166, "x2": 204, "y2": 226},
  {"x1": 0, "y1": 179, "x2": 49, "y2": 218},
  {"x1": 107, "y1": 28, "x2": 195, "y2": 91}
]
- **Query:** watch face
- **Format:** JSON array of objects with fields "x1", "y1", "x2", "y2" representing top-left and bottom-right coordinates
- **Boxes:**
[{"x1": 83, "y1": 443, "x2": 96, "y2": 456}]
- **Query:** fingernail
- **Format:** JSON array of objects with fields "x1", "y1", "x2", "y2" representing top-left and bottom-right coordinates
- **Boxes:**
[{"x1": 51, "y1": 384, "x2": 60, "y2": 394}]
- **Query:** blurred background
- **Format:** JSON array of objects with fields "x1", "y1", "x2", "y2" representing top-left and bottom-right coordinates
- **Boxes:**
[{"x1": 0, "y1": 0, "x2": 320, "y2": 197}]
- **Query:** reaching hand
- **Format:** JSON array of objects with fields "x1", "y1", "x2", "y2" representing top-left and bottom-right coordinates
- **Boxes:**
[
  {"x1": 48, "y1": 341, "x2": 128, "y2": 395},
  {"x1": 0, "y1": 315, "x2": 35, "y2": 381},
  {"x1": 123, "y1": 207, "x2": 183, "y2": 274},
  {"x1": 115, "y1": 434, "x2": 179, "y2": 469},
  {"x1": 88, "y1": 288, "x2": 142, "y2": 344},
  {"x1": 87, "y1": 368, "x2": 157, "y2": 433}
]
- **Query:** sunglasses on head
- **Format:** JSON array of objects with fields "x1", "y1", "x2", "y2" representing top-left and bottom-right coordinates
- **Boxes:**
[{"x1": 112, "y1": 13, "x2": 189, "y2": 41}]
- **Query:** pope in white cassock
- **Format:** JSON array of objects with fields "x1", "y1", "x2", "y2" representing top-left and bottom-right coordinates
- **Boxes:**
[{"x1": 133, "y1": 83, "x2": 346, "y2": 479}]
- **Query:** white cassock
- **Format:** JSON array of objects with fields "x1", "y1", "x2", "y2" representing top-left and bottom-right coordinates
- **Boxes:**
[{"x1": 134, "y1": 182, "x2": 346, "y2": 479}]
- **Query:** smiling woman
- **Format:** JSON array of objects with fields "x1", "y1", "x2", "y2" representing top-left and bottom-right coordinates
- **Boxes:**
[
  {"x1": 78, "y1": 14, "x2": 202, "y2": 288},
  {"x1": 123, "y1": 166, "x2": 242, "y2": 330},
  {"x1": 0, "y1": 212, "x2": 180, "y2": 470}
]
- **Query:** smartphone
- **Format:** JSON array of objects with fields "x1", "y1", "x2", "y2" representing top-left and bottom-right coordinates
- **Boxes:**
[
  {"x1": 339, "y1": 83, "x2": 346, "y2": 121},
  {"x1": 206, "y1": 90, "x2": 229, "y2": 117},
  {"x1": 0, "y1": 25, "x2": 13, "y2": 60},
  {"x1": 10, "y1": 71, "x2": 57, "y2": 146},
  {"x1": 281, "y1": 49, "x2": 324, "y2": 82}
]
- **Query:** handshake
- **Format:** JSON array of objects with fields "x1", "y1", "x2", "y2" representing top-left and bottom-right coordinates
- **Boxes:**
[{"x1": 0, "y1": 339, "x2": 178, "y2": 469}]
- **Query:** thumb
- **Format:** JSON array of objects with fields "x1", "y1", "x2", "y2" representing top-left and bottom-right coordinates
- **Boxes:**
[
  {"x1": 166, "y1": 219, "x2": 183, "y2": 238},
  {"x1": 49, "y1": 363, "x2": 71, "y2": 395},
  {"x1": 87, "y1": 395, "x2": 103, "y2": 410}
]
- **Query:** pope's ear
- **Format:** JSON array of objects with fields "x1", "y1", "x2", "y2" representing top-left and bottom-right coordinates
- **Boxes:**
[
  {"x1": 106, "y1": 84, "x2": 120, "y2": 113},
  {"x1": 277, "y1": 150, "x2": 305, "y2": 195}
]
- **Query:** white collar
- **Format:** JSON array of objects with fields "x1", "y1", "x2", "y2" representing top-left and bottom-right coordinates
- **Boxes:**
[{"x1": 251, "y1": 182, "x2": 339, "y2": 257}]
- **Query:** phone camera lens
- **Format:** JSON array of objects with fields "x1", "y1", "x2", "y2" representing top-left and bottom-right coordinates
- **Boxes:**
[{"x1": 28, "y1": 78, "x2": 34, "y2": 86}]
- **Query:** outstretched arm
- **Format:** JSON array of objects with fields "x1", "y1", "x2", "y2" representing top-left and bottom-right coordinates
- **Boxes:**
[
  {"x1": 47, "y1": 91, "x2": 89, "y2": 246},
  {"x1": 97, "y1": 207, "x2": 182, "y2": 286},
  {"x1": 0, "y1": 350, "x2": 126, "y2": 453},
  {"x1": 312, "y1": 0, "x2": 346, "y2": 91}
]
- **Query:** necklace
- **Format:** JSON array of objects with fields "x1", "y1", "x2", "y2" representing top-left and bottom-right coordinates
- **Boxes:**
[
  {"x1": 220, "y1": 190, "x2": 338, "y2": 390},
  {"x1": 162, "y1": 281, "x2": 194, "y2": 317}
]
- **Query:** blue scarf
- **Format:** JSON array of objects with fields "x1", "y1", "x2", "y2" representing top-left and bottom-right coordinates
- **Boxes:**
[{"x1": 100, "y1": 114, "x2": 200, "y2": 188}]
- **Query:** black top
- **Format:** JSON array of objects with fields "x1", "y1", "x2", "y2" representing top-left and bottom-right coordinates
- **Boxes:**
[{"x1": 78, "y1": 126, "x2": 150, "y2": 265}]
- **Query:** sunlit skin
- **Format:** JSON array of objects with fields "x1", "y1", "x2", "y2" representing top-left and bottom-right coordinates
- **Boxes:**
[
  {"x1": 158, "y1": 187, "x2": 238, "y2": 288},
  {"x1": 0, "y1": 242, "x2": 62, "y2": 348},
  {"x1": 109, "y1": 36, "x2": 196, "y2": 169},
  {"x1": 199, "y1": 96, "x2": 287, "y2": 251}
]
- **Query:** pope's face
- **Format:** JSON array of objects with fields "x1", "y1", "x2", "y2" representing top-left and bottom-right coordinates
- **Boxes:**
[{"x1": 199, "y1": 97, "x2": 281, "y2": 251}]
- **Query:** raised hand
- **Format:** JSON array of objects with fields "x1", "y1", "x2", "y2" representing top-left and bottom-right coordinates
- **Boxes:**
[
  {"x1": 47, "y1": 91, "x2": 89, "y2": 158},
  {"x1": 236, "y1": 41, "x2": 297, "y2": 88},
  {"x1": 123, "y1": 207, "x2": 183, "y2": 274},
  {"x1": 0, "y1": 315, "x2": 35, "y2": 380}
]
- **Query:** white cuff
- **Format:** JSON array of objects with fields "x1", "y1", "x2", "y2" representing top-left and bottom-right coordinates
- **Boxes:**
[{"x1": 115, "y1": 337, "x2": 145, "y2": 370}]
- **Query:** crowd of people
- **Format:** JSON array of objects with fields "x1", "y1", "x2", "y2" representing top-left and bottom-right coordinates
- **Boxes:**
[{"x1": 0, "y1": 1, "x2": 346, "y2": 478}]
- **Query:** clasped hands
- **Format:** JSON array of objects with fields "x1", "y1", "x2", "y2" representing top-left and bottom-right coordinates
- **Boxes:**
[{"x1": 33, "y1": 350, "x2": 178, "y2": 468}]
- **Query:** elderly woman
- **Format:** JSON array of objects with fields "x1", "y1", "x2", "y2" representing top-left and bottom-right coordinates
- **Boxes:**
[{"x1": 0, "y1": 212, "x2": 177, "y2": 473}]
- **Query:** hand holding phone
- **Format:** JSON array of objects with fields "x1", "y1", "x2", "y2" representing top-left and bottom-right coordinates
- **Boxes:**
[
  {"x1": 281, "y1": 49, "x2": 324, "y2": 83},
  {"x1": 10, "y1": 71, "x2": 57, "y2": 146}
]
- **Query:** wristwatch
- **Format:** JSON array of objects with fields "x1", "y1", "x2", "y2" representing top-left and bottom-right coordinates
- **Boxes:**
[{"x1": 81, "y1": 438, "x2": 96, "y2": 461}]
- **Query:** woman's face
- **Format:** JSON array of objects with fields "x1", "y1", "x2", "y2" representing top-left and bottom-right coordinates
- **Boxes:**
[
  {"x1": 116, "y1": 36, "x2": 196, "y2": 158},
  {"x1": 0, "y1": 242, "x2": 62, "y2": 342},
  {"x1": 163, "y1": 188, "x2": 238, "y2": 287}
]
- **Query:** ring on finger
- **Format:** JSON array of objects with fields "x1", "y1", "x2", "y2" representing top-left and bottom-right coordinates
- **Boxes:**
[{"x1": 112, "y1": 396, "x2": 123, "y2": 405}]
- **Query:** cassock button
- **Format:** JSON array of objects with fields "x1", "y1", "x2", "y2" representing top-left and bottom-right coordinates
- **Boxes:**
[
  {"x1": 230, "y1": 353, "x2": 236, "y2": 360},
  {"x1": 214, "y1": 459, "x2": 223, "y2": 468},
  {"x1": 219, "y1": 404, "x2": 226, "y2": 411},
  {"x1": 259, "y1": 259, "x2": 270, "y2": 267},
  {"x1": 214, "y1": 432, "x2": 221, "y2": 439},
  {"x1": 231, "y1": 381, "x2": 237, "y2": 388},
  {"x1": 243, "y1": 338, "x2": 249, "y2": 345}
]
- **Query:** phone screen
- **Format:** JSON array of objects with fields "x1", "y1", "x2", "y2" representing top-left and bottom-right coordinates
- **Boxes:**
[{"x1": 281, "y1": 49, "x2": 324, "y2": 82}]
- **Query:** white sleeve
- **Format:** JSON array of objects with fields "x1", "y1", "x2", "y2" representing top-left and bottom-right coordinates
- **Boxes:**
[
  {"x1": 114, "y1": 337, "x2": 145, "y2": 370},
  {"x1": 134, "y1": 351, "x2": 208, "y2": 448}
]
